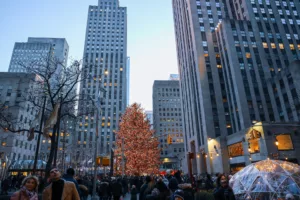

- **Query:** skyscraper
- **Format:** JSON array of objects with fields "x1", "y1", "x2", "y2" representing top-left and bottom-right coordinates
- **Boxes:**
[
  {"x1": 172, "y1": 0, "x2": 300, "y2": 174},
  {"x1": 8, "y1": 38, "x2": 69, "y2": 73},
  {"x1": 76, "y1": 0, "x2": 128, "y2": 161},
  {"x1": 0, "y1": 73, "x2": 39, "y2": 162},
  {"x1": 153, "y1": 79, "x2": 185, "y2": 171}
]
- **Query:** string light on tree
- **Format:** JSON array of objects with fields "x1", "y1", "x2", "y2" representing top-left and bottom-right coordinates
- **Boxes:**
[{"x1": 114, "y1": 103, "x2": 160, "y2": 175}]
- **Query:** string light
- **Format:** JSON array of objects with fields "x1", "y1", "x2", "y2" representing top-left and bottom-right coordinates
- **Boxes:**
[{"x1": 275, "y1": 138, "x2": 279, "y2": 146}]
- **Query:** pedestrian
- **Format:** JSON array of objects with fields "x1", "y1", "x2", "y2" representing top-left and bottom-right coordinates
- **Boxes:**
[
  {"x1": 130, "y1": 185, "x2": 138, "y2": 200},
  {"x1": 155, "y1": 177, "x2": 169, "y2": 200},
  {"x1": 174, "y1": 171, "x2": 183, "y2": 184},
  {"x1": 205, "y1": 173, "x2": 214, "y2": 191},
  {"x1": 173, "y1": 189, "x2": 184, "y2": 200},
  {"x1": 213, "y1": 174, "x2": 235, "y2": 200},
  {"x1": 2, "y1": 178, "x2": 10, "y2": 195},
  {"x1": 98, "y1": 178, "x2": 111, "y2": 200},
  {"x1": 42, "y1": 167, "x2": 80, "y2": 200},
  {"x1": 168, "y1": 177, "x2": 179, "y2": 194},
  {"x1": 10, "y1": 175, "x2": 39, "y2": 200},
  {"x1": 63, "y1": 168, "x2": 81, "y2": 195},
  {"x1": 111, "y1": 178, "x2": 122, "y2": 200},
  {"x1": 140, "y1": 176, "x2": 154, "y2": 200}
]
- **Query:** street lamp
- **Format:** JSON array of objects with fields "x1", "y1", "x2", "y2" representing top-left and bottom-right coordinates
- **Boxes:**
[{"x1": 89, "y1": 73, "x2": 107, "y2": 200}]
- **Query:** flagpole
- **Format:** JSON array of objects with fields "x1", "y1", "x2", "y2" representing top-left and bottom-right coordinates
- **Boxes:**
[{"x1": 33, "y1": 96, "x2": 47, "y2": 174}]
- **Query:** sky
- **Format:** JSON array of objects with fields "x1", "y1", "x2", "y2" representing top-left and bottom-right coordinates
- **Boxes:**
[{"x1": 0, "y1": 0, "x2": 178, "y2": 110}]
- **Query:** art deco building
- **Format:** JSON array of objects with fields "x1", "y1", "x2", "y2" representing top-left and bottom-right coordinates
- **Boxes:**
[
  {"x1": 76, "y1": 0, "x2": 128, "y2": 166},
  {"x1": 172, "y1": 0, "x2": 300, "y2": 174}
]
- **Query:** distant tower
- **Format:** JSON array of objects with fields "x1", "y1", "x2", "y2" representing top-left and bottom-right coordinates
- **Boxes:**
[
  {"x1": 153, "y1": 79, "x2": 185, "y2": 171},
  {"x1": 8, "y1": 38, "x2": 69, "y2": 73}
]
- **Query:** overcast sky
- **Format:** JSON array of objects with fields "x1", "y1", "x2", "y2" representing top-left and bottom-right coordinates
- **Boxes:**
[{"x1": 0, "y1": 0, "x2": 178, "y2": 110}]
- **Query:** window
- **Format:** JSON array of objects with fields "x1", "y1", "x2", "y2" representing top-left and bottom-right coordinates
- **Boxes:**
[
  {"x1": 263, "y1": 42, "x2": 268, "y2": 48},
  {"x1": 276, "y1": 134, "x2": 294, "y2": 150},
  {"x1": 228, "y1": 142, "x2": 244, "y2": 157}
]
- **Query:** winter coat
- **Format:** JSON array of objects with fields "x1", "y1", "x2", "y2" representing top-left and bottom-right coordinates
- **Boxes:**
[
  {"x1": 131, "y1": 188, "x2": 138, "y2": 200},
  {"x1": 98, "y1": 182, "x2": 111, "y2": 197},
  {"x1": 178, "y1": 183, "x2": 194, "y2": 200},
  {"x1": 139, "y1": 183, "x2": 149, "y2": 200},
  {"x1": 10, "y1": 190, "x2": 38, "y2": 200},
  {"x1": 63, "y1": 174, "x2": 81, "y2": 196},
  {"x1": 213, "y1": 186, "x2": 236, "y2": 200},
  {"x1": 155, "y1": 181, "x2": 169, "y2": 200},
  {"x1": 168, "y1": 178, "x2": 178, "y2": 193},
  {"x1": 111, "y1": 181, "x2": 123, "y2": 196},
  {"x1": 42, "y1": 180, "x2": 80, "y2": 200}
]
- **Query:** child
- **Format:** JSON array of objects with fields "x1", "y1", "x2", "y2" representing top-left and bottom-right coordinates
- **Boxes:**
[{"x1": 131, "y1": 185, "x2": 138, "y2": 200}]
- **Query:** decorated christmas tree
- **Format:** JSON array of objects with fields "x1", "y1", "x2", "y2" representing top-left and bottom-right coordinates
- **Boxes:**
[{"x1": 115, "y1": 103, "x2": 160, "y2": 175}]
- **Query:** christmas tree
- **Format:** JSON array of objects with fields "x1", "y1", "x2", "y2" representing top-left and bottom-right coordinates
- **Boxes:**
[{"x1": 115, "y1": 103, "x2": 160, "y2": 175}]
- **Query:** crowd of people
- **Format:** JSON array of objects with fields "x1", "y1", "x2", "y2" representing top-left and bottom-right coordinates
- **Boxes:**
[{"x1": 0, "y1": 169, "x2": 296, "y2": 200}]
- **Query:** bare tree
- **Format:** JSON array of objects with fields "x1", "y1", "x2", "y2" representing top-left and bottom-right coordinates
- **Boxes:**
[{"x1": 0, "y1": 53, "x2": 95, "y2": 177}]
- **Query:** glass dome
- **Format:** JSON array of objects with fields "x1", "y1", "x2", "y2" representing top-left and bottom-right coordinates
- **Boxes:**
[{"x1": 229, "y1": 159, "x2": 300, "y2": 200}]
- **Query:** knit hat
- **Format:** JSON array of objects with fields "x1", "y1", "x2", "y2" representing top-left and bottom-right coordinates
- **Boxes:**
[{"x1": 174, "y1": 189, "x2": 184, "y2": 200}]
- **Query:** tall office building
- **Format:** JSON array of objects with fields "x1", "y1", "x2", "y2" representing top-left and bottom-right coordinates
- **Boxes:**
[
  {"x1": 153, "y1": 80, "x2": 185, "y2": 171},
  {"x1": 8, "y1": 38, "x2": 69, "y2": 73},
  {"x1": 0, "y1": 73, "x2": 40, "y2": 164},
  {"x1": 172, "y1": 1, "x2": 300, "y2": 174},
  {"x1": 76, "y1": 0, "x2": 128, "y2": 162}
]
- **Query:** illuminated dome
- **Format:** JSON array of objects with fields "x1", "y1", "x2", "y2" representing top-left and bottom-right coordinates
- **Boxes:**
[{"x1": 229, "y1": 159, "x2": 300, "y2": 200}]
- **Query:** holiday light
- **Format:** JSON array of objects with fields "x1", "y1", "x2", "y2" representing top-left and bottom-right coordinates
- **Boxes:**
[{"x1": 114, "y1": 103, "x2": 160, "y2": 175}]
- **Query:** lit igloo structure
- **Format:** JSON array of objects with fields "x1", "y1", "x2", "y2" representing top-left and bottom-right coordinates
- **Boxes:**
[{"x1": 229, "y1": 159, "x2": 300, "y2": 200}]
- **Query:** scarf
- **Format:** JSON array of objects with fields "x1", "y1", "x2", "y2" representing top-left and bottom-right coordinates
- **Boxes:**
[{"x1": 21, "y1": 186, "x2": 38, "y2": 200}]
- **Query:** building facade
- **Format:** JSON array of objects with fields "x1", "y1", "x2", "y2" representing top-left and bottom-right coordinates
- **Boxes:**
[
  {"x1": 0, "y1": 73, "x2": 40, "y2": 166},
  {"x1": 153, "y1": 80, "x2": 185, "y2": 171},
  {"x1": 172, "y1": 0, "x2": 300, "y2": 174},
  {"x1": 8, "y1": 38, "x2": 69, "y2": 73},
  {"x1": 76, "y1": 0, "x2": 128, "y2": 165}
]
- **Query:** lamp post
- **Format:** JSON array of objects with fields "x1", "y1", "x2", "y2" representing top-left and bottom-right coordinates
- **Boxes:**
[{"x1": 91, "y1": 86, "x2": 106, "y2": 200}]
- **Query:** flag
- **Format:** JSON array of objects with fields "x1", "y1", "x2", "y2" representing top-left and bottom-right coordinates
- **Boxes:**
[
  {"x1": 27, "y1": 110, "x2": 42, "y2": 141},
  {"x1": 43, "y1": 103, "x2": 60, "y2": 137}
]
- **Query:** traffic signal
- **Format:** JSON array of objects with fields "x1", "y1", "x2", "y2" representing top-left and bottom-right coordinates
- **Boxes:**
[
  {"x1": 102, "y1": 157, "x2": 110, "y2": 166},
  {"x1": 96, "y1": 156, "x2": 101, "y2": 166},
  {"x1": 167, "y1": 135, "x2": 172, "y2": 145}
]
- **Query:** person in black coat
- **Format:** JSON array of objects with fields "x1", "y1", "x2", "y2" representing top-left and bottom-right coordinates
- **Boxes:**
[
  {"x1": 174, "y1": 171, "x2": 183, "y2": 184},
  {"x1": 111, "y1": 179, "x2": 123, "y2": 200},
  {"x1": 168, "y1": 177, "x2": 179, "y2": 193},
  {"x1": 122, "y1": 177, "x2": 128, "y2": 196},
  {"x1": 155, "y1": 178, "x2": 169, "y2": 200},
  {"x1": 213, "y1": 174, "x2": 235, "y2": 200},
  {"x1": 98, "y1": 179, "x2": 111, "y2": 200},
  {"x1": 139, "y1": 176, "x2": 152, "y2": 200},
  {"x1": 205, "y1": 173, "x2": 214, "y2": 191},
  {"x1": 130, "y1": 185, "x2": 138, "y2": 200}
]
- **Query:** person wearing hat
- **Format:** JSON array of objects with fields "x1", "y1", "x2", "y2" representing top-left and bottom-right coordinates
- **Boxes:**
[{"x1": 173, "y1": 189, "x2": 184, "y2": 200}]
